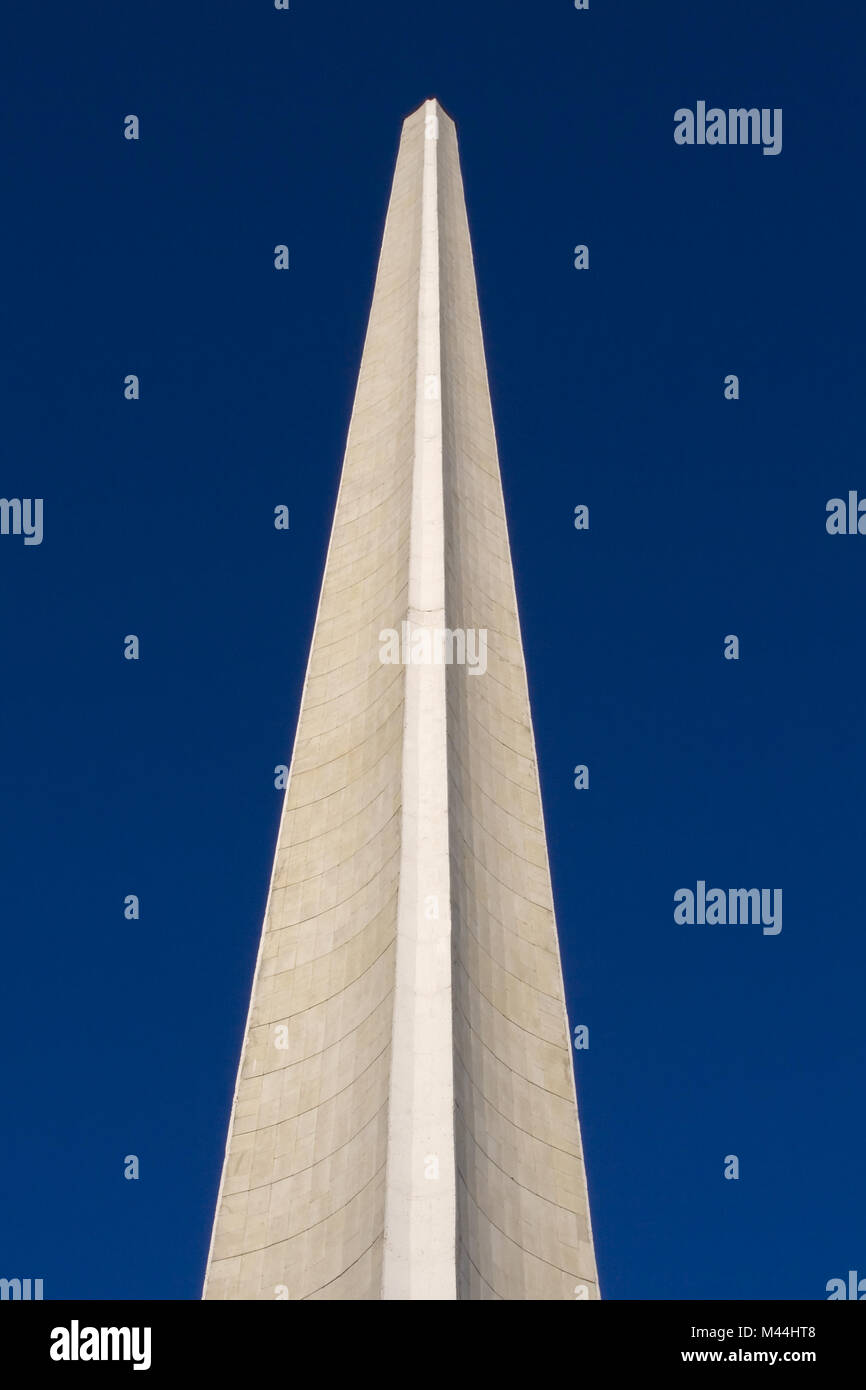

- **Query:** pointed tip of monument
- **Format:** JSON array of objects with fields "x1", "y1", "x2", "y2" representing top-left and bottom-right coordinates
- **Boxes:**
[{"x1": 407, "y1": 95, "x2": 455, "y2": 125}]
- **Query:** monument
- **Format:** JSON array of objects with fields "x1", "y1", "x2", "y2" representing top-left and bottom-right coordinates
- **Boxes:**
[{"x1": 204, "y1": 98, "x2": 598, "y2": 1301}]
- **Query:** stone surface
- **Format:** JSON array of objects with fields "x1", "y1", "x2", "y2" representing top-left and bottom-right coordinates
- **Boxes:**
[{"x1": 203, "y1": 98, "x2": 599, "y2": 1302}]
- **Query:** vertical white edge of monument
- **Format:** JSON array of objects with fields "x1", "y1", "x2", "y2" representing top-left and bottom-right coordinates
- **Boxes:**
[{"x1": 381, "y1": 98, "x2": 457, "y2": 1300}]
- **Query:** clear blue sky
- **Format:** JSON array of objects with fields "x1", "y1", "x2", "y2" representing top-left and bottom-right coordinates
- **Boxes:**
[{"x1": 2, "y1": 1, "x2": 863, "y2": 1299}]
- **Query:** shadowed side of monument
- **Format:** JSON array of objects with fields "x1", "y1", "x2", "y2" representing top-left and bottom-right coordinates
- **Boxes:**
[{"x1": 437, "y1": 110, "x2": 599, "y2": 1300}]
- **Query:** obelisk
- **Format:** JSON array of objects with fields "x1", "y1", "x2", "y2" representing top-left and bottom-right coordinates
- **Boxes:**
[{"x1": 204, "y1": 98, "x2": 599, "y2": 1301}]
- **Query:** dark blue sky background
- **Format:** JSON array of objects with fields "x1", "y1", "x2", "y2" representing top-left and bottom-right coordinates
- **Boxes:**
[{"x1": 2, "y1": 1, "x2": 863, "y2": 1300}]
